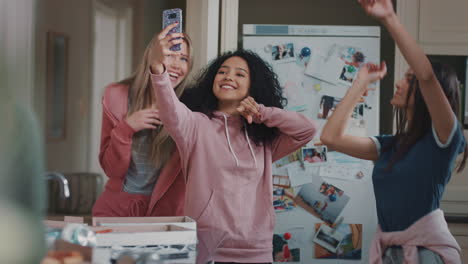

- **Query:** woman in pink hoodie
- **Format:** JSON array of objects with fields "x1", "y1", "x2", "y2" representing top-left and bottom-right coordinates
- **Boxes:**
[
  {"x1": 149, "y1": 28, "x2": 317, "y2": 264},
  {"x1": 92, "y1": 24, "x2": 193, "y2": 217}
]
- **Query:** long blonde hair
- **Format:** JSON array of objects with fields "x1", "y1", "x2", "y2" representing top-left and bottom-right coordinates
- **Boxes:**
[{"x1": 119, "y1": 33, "x2": 193, "y2": 168}]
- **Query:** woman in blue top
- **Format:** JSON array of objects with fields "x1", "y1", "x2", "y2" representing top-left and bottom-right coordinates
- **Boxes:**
[{"x1": 321, "y1": 0, "x2": 467, "y2": 262}]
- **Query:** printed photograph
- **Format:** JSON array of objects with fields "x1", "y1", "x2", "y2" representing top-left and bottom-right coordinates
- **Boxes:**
[
  {"x1": 294, "y1": 182, "x2": 350, "y2": 224},
  {"x1": 302, "y1": 146, "x2": 327, "y2": 165},
  {"x1": 273, "y1": 187, "x2": 296, "y2": 213},
  {"x1": 313, "y1": 224, "x2": 344, "y2": 253},
  {"x1": 347, "y1": 102, "x2": 370, "y2": 136},
  {"x1": 273, "y1": 228, "x2": 305, "y2": 262},
  {"x1": 314, "y1": 223, "x2": 362, "y2": 260},
  {"x1": 317, "y1": 95, "x2": 341, "y2": 120},
  {"x1": 273, "y1": 174, "x2": 291, "y2": 188},
  {"x1": 304, "y1": 47, "x2": 345, "y2": 85},
  {"x1": 317, "y1": 95, "x2": 367, "y2": 123},
  {"x1": 272, "y1": 43, "x2": 296, "y2": 63},
  {"x1": 338, "y1": 47, "x2": 366, "y2": 85},
  {"x1": 275, "y1": 149, "x2": 302, "y2": 168}
]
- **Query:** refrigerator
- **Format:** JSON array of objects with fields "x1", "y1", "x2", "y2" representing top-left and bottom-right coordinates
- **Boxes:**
[{"x1": 243, "y1": 24, "x2": 381, "y2": 263}]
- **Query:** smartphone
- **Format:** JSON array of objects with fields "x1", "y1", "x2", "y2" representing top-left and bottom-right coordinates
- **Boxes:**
[{"x1": 162, "y1": 8, "x2": 183, "y2": 51}]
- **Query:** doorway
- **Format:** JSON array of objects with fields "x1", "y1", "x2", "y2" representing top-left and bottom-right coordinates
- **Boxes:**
[{"x1": 89, "y1": 0, "x2": 133, "y2": 174}]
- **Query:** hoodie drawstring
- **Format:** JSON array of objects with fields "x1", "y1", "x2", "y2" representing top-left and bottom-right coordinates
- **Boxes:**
[
  {"x1": 222, "y1": 115, "x2": 258, "y2": 168},
  {"x1": 223, "y1": 115, "x2": 239, "y2": 166},
  {"x1": 244, "y1": 128, "x2": 258, "y2": 168}
]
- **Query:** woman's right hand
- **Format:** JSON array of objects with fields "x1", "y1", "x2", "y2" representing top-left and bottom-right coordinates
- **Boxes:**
[
  {"x1": 149, "y1": 23, "x2": 185, "y2": 74},
  {"x1": 357, "y1": 0, "x2": 396, "y2": 21},
  {"x1": 125, "y1": 109, "x2": 162, "y2": 132}
]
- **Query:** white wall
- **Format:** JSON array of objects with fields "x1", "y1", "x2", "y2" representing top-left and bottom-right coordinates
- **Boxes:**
[
  {"x1": 35, "y1": 0, "x2": 93, "y2": 172},
  {"x1": 0, "y1": 0, "x2": 36, "y2": 108},
  {"x1": 88, "y1": 2, "x2": 134, "y2": 174},
  {"x1": 186, "y1": 0, "x2": 219, "y2": 76}
]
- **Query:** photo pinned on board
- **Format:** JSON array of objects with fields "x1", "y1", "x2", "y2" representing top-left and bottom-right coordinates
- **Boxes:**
[
  {"x1": 347, "y1": 101, "x2": 372, "y2": 136},
  {"x1": 352, "y1": 103, "x2": 365, "y2": 121},
  {"x1": 338, "y1": 47, "x2": 366, "y2": 86},
  {"x1": 317, "y1": 95, "x2": 368, "y2": 124},
  {"x1": 317, "y1": 95, "x2": 341, "y2": 120},
  {"x1": 302, "y1": 146, "x2": 327, "y2": 165},
  {"x1": 273, "y1": 227, "x2": 305, "y2": 262},
  {"x1": 319, "y1": 163, "x2": 372, "y2": 182},
  {"x1": 314, "y1": 223, "x2": 362, "y2": 260},
  {"x1": 294, "y1": 181, "x2": 350, "y2": 224},
  {"x1": 275, "y1": 149, "x2": 302, "y2": 168},
  {"x1": 318, "y1": 182, "x2": 344, "y2": 199},
  {"x1": 313, "y1": 224, "x2": 344, "y2": 253},
  {"x1": 273, "y1": 187, "x2": 296, "y2": 213},
  {"x1": 273, "y1": 174, "x2": 292, "y2": 188},
  {"x1": 271, "y1": 43, "x2": 296, "y2": 63},
  {"x1": 304, "y1": 46, "x2": 345, "y2": 85}
]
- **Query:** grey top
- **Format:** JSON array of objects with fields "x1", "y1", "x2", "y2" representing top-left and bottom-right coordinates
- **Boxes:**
[{"x1": 123, "y1": 129, "x2": 161, "y2": 195}]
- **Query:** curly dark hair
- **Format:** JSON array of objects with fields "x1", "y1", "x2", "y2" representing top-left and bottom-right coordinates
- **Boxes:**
[{"x1": 180, "y1": 49, "x2": 287, "y2": 146}]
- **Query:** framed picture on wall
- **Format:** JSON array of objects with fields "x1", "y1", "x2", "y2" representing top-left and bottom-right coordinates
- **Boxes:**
[{"x1": 46, "y1": 31, "x2": 69, "y2": 141}]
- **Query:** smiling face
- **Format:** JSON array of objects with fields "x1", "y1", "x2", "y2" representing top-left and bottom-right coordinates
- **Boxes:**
[
  {"x1": 212, "y1": 56, "x2": 251, "y2": 112},
  {"x1": 391, "y1": 68, "x2": 415, "y2": 108},
  {"x1": 163, "y1": 41, "x2": 190, "y2": 88}
]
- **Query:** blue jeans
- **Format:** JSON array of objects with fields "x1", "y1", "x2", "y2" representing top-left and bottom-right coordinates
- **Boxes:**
[{"x1": 382, "y1": 246, "x2": 444, "y2": 264}]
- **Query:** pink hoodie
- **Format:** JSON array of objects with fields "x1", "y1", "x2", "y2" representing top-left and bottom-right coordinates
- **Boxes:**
[
  {"x1": 370, "y1": 209, "x2": 461, "y2": 264},
  {"x1": 151, "y1": 72, "x2": 317, "y2": 263}
]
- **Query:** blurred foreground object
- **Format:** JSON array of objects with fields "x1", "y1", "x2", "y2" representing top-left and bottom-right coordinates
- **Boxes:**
[{"x1": 0, "y1": 97, "x2": 47, "y2": 262}]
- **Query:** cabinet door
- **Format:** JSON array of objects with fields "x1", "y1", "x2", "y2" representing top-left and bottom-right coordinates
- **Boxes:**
[
  {"x1": 441, "y1": 133, "x2": 468, "y2": 217},
  {"x1": 419, "y1": 0, "x2": 468, "y2": 45}
]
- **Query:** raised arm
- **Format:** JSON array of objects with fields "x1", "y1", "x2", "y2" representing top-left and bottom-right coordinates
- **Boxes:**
[
  {"x1": 237, "y1": 97, "x2": 318, "y2": 161},
  {"x1": 321, "y1": 63, "x2": 387, "y2": 161},
  {"x1": 358, "y1": 0, "x2": 455, "y2": 144},
  {"x1": 149, "y1": 24, "x2": 197, "y2": 155}
]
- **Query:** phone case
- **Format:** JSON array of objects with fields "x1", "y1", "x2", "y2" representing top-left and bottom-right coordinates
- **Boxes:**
[{"x1": 162, "y1": 8, "x2": 183, "y2": 51}]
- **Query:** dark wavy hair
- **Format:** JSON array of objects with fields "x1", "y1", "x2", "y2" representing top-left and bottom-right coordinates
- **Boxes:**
[
  {"x1": 180, "y1": 49, "x2": 287, "y2": 145},
  {"x1": 386, "y1": 61, "x2": 467, "y2": 172}
]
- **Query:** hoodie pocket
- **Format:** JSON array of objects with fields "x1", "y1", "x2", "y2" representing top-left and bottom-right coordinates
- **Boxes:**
[
  {"x1": 195, "y1": 190, "x2": 228, "y2": 263},
  {"x1": 196, "y1": 189, "x2": 215, "y2": 221},
  {"x1": 250, "y1": 198, "x2": 275, "y2": 246}
]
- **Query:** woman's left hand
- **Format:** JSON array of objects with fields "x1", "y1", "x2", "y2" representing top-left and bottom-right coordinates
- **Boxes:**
[
  {"x1": 149, "y1": 23, "x2": 185, "y2": 74},
  {"x1": 353, "y1": 61, "x2": 387, "y2": 96},
  {"x1": 357, "y1": 0, "x2": 395, "y2": 22},
  {"x1": 236, "y1": 96, "x2": 261, "y2": 124}
]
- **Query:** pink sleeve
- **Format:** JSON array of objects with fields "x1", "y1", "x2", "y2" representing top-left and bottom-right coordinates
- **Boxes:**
[
  {"x1": 98, "y1": 99, "x2": 135, "y2": 179},
  {"x1": 150, "y1": 71, "x2": 197, "y2": 159},
  {"x1": 257, "y1": 105, "x2": 318, "y2": 161}
]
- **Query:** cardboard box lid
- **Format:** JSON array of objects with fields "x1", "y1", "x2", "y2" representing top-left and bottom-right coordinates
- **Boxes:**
[
  {"x1": 92, "y1": 224, "x2": 197, "y2": 247},
  {"x1": 92, "y1": 216, "x2": 196, "y2": 230}
]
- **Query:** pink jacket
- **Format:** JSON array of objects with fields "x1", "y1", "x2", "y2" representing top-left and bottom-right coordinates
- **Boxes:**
[
  {"x1": 370, "y1": 209, "x2": 461, "y2": 264},
  {"x1": 92, "y1": 83, "x2": 185, "y2": 217},
  {"x1": 151, "y1": 72, "x2": 317, "y2": 263}
]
